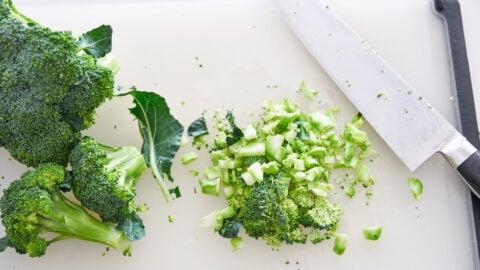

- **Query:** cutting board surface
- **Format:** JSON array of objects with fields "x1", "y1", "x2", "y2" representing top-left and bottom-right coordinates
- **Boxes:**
[{"x1": 0, "y1": 1, "x2": 477, "y2": 269}]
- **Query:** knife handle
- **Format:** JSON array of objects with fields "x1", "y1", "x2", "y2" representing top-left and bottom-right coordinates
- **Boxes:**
[
  {"x1": 434, "y1": 0, "x2": 479, "y2": 144},
  {"x1": 458, "y1": 151, "x2": 480, "y2": 198},
  {"x1": 440, "y1": 136, "x2": 480, "y2": 198},
  {"x1": 442, "y1": 136, "x2": 480, "y2": 198}
]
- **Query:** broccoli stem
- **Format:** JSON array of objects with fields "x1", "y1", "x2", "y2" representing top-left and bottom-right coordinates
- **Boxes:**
[
  {"x1": 98, "y1": 143, "x2": 146, "y2": 188},
  {"x1": 149, "y1": 143, "x2": 174, "y2": 202},
  {"x1": 97, "y1": 54, "x2": 120, "y2": 75},
  {"x1": 4, "y1": 0, "x2": 38, "y2": 25},
  {"x1": 37, "y1": 192, "x2": 132, "y2": 255}
]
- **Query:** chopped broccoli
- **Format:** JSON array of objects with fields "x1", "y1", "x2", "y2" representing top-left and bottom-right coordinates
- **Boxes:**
[
  {"x1": 68, "y1": 136, "x2": 147, "y2": 240},
  {"x1": 196, "y1": 94, "x2": 376, "y2": 251},
  {"x1": 332, "y1": 233, "x2": 347, "y2": 255},
  {"x1": 230, "y1": 236, "x2": 245, "y2": 251},
  {"x1": 299, "y1": 80, "x2": 318, "y2": 100},
  {"x1": 0, "y1": 164, "x2": 132, "y2": 257},
  {"x1": 0, "y1": 1, "x2": 116, "y2": 167},
  {"x1": 363, "y1": 226, "x2": 382, "y2": 240},
  {"x1": 200, "y1": 206, "x2": 236, "y2": 230},
  {"x1": 407, "y1": 177, "x2": 423, "y2": 200},
  {"x1": 181, "y1": 151, "x2": 199, "y2": 165}
]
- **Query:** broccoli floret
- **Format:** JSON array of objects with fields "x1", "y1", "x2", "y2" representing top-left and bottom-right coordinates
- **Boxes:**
[
  {"x1": 60, "y1": 54, "x2": 114, "y2": 130},
  {"x1": 68, "y1": 136, "x2": 147, "y2": 240},
  {"x1": 238, "y1": 176, "x2": 302, "y2": 244},
  {"x1": 0, "y1": 1, "x2": 115, "y2": 167},
  {"x1": 0, "y1": 164, "x2": 132, "y2": 257},
  {"x1": 298, "y1": 198, "x2": 342, "y2": 230}
]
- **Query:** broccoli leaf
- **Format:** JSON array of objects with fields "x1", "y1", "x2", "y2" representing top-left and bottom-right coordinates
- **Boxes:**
[
  {"x1": 128, "y1": 89, "x2": 184, "y2": 201},
  {"x1": 0, "y1": 236, "x2": 11, "y2": 252},
  {"x1": 77, "y1": 25, "x2": 113, "y2": 58},
  {"x1": 226, "y1": 111, "x2": 244, "y2": 146},
  {"x1": 219, "y1": 220, "x2": 243, "y2": 238},
  {"x1": 56, "y1": 170, "x2": 73, "y2": 192},
  {"x1": 187, "y1": 117, "x2": 209, "y2": 138},
  {"x1": 117, "y1": 212, "x2": 145, "y2": 241}
]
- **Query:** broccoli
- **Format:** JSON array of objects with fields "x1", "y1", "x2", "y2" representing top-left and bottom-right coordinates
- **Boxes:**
[
  {"x1": 0, "y1": 164, "x2": 132, "y2": 257},
  {"x1": 68, "y1": 136, "x2": 147, "y2": 240},
  {"x1": 363, "y1": 226, "x2": 382, "y2": 241},
  {"x1": 0, "y1": 1, "x2": 116, "y2": 167},
  {"x1": 195, "y1": 89, "x2": 377, "y2": 252}
]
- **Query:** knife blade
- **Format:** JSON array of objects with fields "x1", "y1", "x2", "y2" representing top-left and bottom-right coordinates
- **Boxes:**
[{"x1": 276, "y1": 0, "x2": 480, "y2": 197}]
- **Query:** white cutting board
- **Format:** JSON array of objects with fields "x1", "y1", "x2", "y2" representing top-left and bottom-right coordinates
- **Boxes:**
[{"x1": 0, "y1": 0, "x2": 478, "y2": 269}]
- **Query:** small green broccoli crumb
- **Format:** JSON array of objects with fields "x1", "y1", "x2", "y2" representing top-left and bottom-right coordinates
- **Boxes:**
[
  {"x1": 168, "y1": 215, "x2": 175, "y2": 223},
  {"x1": 407, "y1": 177, "x2": 423, "y2": 200},
  {"x1": 299, "y1": 80, "x2": 318, "y2": 100},
  {"x1": 194, "y1": 56, "x2": 204, "y2": 68},
  {"x1": 377, "y1": 91, "x2": 386, "y2": 98},
  {"x1": 102, "y1": 247, "x2": 110, "y2": 256},
  {"x1": 189, "y1": 170, "x2": 200, "y2": 176}
]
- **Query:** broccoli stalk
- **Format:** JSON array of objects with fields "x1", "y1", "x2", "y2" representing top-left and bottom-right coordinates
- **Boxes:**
[
  {"x1": 0, "y1": 164, "x2": 132, "y2": 257},
  {"x1": 27, "y1": 190, "x2": 131, "y2": 253},
  {"x1": 69, "y1": 136, "x2": 147, "y2": 241},
  {"x1": 3, "y1": 0, "x2": 37, "y2": 25}
]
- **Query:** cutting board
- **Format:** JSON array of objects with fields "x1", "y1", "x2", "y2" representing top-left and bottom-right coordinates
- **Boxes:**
[{"x1": 0, "y1": 0, "x2": 478, "y2": 269}]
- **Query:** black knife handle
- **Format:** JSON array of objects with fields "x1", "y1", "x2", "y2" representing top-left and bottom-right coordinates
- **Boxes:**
[
  {"x1": 458, "y1": 151, "x2": 480, "y2": 198},
  {"x1": 434, "y1": 0, "x2": 480, "y2": 259},
  {"x1": 434, "y1": 0, "x2": 479, "y2": 145}
]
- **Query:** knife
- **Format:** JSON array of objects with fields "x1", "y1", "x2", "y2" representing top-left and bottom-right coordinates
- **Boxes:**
[{"x1": 276, "y1": 0, "x2": 480, "y2": 197}]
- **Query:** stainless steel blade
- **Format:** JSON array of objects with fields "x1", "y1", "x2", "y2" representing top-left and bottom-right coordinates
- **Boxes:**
[{"x1": 276, "y1": 0, "x2": 471, "y2": 171}]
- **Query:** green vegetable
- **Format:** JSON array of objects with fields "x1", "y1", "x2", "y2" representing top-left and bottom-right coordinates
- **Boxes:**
[
  {"x1": 126, "y1": 89, "x2": 184, "y2": 202},
  {"x1": 0, "y1": 1, "x2": 117, "y2": 167},
  {"x1": 199, "y1": 178, "x2": 220, "y2": 197},
  {"x1": 230, "y1": 237, "x2": 245, "y2": 251},
  {"x1": 363, "y1": 226, "x2": 382, "y2": 240},
  {"x1": 181, "y1": 151, "x2": 199, "y2": 165},
  {"x1": 195, "y1": 96, "x2": 376, "y2": 251},
  {"x1": 187, "y1": 116, "x2": 209, "y2": 139},
  {"x1": 76, "y1": 24, "x2": 113, "y2": 59},
  {"x1": 299, "y1": 80, "x2": 318, "y2": 100},
  {"x1": 0, "y1": 164, "x2": 132, "y2": 257},
  {"x1": 333, "y1": 233, "x2": 347, "y2": 255},
  {"x1": 68, "y1": 136, "x2": 147, "y2": 240},
  {"x1": 407, "y1": 177, "x2": 423, "y2": 200}
]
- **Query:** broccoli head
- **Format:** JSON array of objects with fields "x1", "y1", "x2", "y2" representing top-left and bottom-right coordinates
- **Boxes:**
[
  {"x1": 68, "y1": 136, "x2": 147, "y2": 240},
  {"x1": 0, "y1": 163, "x2": 132, "y2": 257},
  {"x1": 0, "y1": 1, "x2": 115, "y2": 167}
]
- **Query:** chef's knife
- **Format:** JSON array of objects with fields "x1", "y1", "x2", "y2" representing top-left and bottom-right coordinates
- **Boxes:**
[{"x1": 276, "y1": 0, "x2": 480, "y2": 197}]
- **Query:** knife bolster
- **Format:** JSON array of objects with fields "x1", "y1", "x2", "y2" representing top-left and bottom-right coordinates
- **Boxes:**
[{"x1": 440, "y1": 135, "x2": 476, "y2": 167}]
